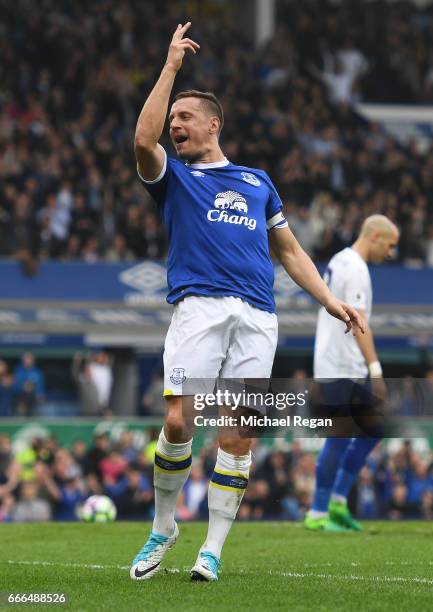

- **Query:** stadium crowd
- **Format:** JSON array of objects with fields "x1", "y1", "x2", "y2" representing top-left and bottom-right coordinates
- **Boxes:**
[
  {"x1": 1, "y1": 0, "x2": 433, "y2": 267},
  {"x1": 2, "y1": 355, "x2": 433, "y2": 418},
  {"x1": 0, "y1": 352, "x2": 115, "y2": 418},
  {"x1": 1, "y1": 431, "x2": 433, "y2": 522}
]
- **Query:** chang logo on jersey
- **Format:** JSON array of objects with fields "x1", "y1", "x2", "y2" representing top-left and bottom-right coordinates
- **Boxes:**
[
  {"x1": 207, "y1": 191, "x2": 256, "y2": 230},
  {"x1": 214, "y1": 190, "x2": 248, "y2": 212}
]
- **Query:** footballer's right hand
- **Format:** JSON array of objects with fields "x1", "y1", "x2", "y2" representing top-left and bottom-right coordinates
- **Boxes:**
[{"x1": 166, "y1": 22, "x2": 200, "y2": 72}]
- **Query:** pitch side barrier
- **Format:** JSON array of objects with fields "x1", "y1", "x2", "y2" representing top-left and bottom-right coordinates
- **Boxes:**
[{"x1": 176, "y1": 378, "x2": 433, "y2": 439}]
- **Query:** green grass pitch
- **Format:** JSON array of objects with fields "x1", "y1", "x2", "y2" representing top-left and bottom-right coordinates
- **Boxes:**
[{"x1": 1, "y1": 522, "x2": 433, "y2": 611}]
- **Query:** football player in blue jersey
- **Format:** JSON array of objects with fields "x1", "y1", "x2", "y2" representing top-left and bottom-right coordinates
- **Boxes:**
[{"x1": 129, "y1": 22, "x2": 365, "y2": 582}]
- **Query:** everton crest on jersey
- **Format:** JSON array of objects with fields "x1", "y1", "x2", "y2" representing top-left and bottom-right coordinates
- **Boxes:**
[{"x1": 138, "y1": 151, "x2": 287, "y2": 313}]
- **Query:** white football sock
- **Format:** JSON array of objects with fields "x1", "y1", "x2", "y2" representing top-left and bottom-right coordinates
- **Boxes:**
[
  {"x1": 307, "y1": 510, "x2": 328, "y2": 519},
  {"x1": 330, "y1": 493, "x2": 347, "y2": 504},
  {"x1": 152, "y1": 428, "x2": 192, "y2": 536},
  {"x1": 200, "y1": 448, "x2": 251, "y2": 559}
]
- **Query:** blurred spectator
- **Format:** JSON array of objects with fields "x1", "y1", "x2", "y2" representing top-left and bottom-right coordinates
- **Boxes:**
[
  {"x1": 100, "y1": 451, "x2": 128, "y2": 487},
  {"x1": 143, "y1": 428, "x2": 159, "y2": 464},
  {"x1": 37, "y1": 192, "x2": 71, "y2": 258},
  {"x1": 286, "y1": 206, "x2": 318, "y2": 255},
  {"x1": 406, "y1": 459, "x2": 433, "y2": 506},
  {"x1": 45, "y1": 475, "x2": 86, "y2": 521},
  {"x1": 420, "y1": 490, "x2": 433, "y2": 520},
  {"x1": 107, "y1": 463, "x2": 153, "y2": 519},
  {"x1": 0, "y1": 495, "x2": 15, "y2": 522},
  {"x1": 30, "y1": 450, "x2": 86, "y2": 521},
  {"x1": 71, "y1": 353, "x2": 99, "y2": 416},
  {"x1": 182, "y1": 463, "x2": 208, "y2": 519},
  {"x1": 426, "y1": 226, "x2": 433, "y2": 267},
  {"x1": 106, "y1": 234, "x2": 134, "y2": 262},
  {"x1": 71, "y1": 440, "x2": 88, "y2": 471},
  {"x1": 81, "y1": 237, "x2": 100, "y2": 263},
  {"x1": 308, "y1": 60, "x2": 358, "y2": 106},
  {"x1": 72, "y1": 352, "x2": 113, "y2": 416},
  {"x1": 52, "y1": 447, "x2": 82, "y2": 482},
  {"x1": 336, "y1": 38, "x2": 368, "y2": 82},
  {"x1": 13, "y1": 353, "x2": 45, "y2": 417},
  {"x1": 15, "y1": 437, "x2": 44, "y2": 482},
  {"x1": 0, "y1": 361, "x2": 14, "y2": 417},
  {"x1": 88, "y1": 352, "x2": 113, "y2": 415},
  {"x1": 11, "y1": 482, "x2": 51, "y2": 522},
  {"x1": 0, "y1": 433, "x2": 13, "y2": 477},
  {"x1": 255, "y1": 450, "x2": 295, "y2": 518},
  {"x1": 141, "y1": 372, "x2": 166, "y2": 416},
  {"x1": 0, "y1": 435, "x2": 20, "y2": 499},
  {"x1": 387, "y1": 483, "x2": 418, "y2": 520},
  {"x1": 142, "y1": 213, "x2": 166, "y2": 259},
  {"x1": 116, "y1": 431, "x2": 139, "y2": 463},
  {"x1": 356, "y1": 466, "x2": 377, "y2": 519},
  {"x1": 83, "y1": 433, "x2": 110, "y2": 478},
  {"x1": 391, "y1": 377, "x2": 419, "y2": 416},
  {"x1": 84, "y1": 473, "x2": 104, "y2": 497},
  {"x1": 292, "y1": 452, "x2": 316, "y2": 511}
]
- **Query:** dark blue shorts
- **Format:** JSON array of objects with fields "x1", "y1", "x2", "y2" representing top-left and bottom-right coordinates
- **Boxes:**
[{"x1": 314, "y1": 378, "x2": 383, "y2": 437}]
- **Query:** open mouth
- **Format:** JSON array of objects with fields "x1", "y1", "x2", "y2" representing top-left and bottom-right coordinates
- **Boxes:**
[{"x1": 174, "y1": 135, "x2": 188, "y2": 145}]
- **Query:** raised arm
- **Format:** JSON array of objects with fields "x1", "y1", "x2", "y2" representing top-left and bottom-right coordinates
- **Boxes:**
[
  {"x1": 134, "y1": 22, "x2": 200, "y2": 180},
  {"x1": 269, "y1": 226, "x2": 365, "y2": 336}
]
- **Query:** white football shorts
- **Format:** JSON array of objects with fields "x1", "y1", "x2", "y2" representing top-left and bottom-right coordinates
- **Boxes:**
[{"x1": 163, "y1": 296, "x2": 278, "y2": 396}]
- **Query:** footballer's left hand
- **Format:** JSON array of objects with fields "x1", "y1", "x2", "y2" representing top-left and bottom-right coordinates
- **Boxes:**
[{"x1": 324, "y1": 297, "x2": 366, "y2": 336}]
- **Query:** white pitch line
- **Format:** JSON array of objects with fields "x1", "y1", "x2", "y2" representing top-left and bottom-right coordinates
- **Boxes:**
[
  {"x1": 7, "y1": 560, "x2": 130, "y2": 571},
  {"x1": 5, "y1": 560, "x2": 433, "y2": 586},
  {"x1": 271, "y1": 571, "x2": 433, "y2": 586}
]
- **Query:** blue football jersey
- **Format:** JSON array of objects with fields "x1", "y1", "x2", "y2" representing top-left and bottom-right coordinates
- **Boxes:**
[{"x1": 138, "y1": 151, "x2": 288, "y2": 313}]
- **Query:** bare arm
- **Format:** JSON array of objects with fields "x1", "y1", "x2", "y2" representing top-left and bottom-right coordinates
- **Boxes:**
[
  {"x1": 355, "y1": 311, "x2": 379, "y2": 366},
  {"x1": 355, "y1": 309, "x2": 387, "y2": 404},
  {"x1": 269, "y1": 226, "x2": 365, "y2": 335},
  {"x1": 135, "y1": 22, "x2": 199, "y2": 180}
]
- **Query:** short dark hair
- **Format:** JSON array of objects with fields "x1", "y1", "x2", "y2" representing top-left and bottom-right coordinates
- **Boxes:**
[{"x1": 173, "y1": 90, "x2": 224, "y2": 133}]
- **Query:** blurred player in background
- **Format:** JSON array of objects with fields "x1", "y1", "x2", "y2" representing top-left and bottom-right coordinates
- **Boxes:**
[
  {"x1": 305, "y1": 215, "x2": 399, "y2": 531},
  {"x1": 130, "y1": 22, "x2": 364, "y2": 582}
]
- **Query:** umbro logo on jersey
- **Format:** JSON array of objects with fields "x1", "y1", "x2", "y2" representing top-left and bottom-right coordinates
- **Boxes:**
[
  {"x1": 191, "y1": 170, "x2": 205, "y2": 177},
  {"x1": 207, "y1": 190, "x2": 256, "y2": 230},
  {"x1": 241, "y1": 172, "x2": 261, "y2": 186}
]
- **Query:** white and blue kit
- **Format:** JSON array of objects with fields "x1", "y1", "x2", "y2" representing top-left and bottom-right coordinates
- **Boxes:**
[
  {"x1": 314, "y1": 247, "x2": 374, "y2": 414},
  {"x1": 138, "y1": 150, "x2": 288, "y2": 395},
  {"x1": 314, "y1": 247, "x2": 372, "y2": 380}
]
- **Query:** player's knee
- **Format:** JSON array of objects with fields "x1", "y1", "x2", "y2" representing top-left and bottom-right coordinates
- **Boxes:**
[
  {"x1": 164, "y1": 415, "x2": 186, "y2": 441},
  {"x1": 219, "y1": 436, "x2": 251, "y2": 457}
]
